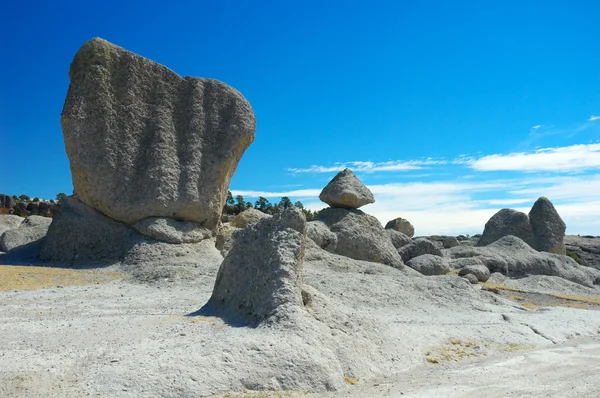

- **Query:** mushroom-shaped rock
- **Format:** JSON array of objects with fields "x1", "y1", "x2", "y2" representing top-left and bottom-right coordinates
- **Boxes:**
[
  {"x1": 61, "y1": 38, "x2": 255, "y2": 233},
  {"x1": 385, "y1": 217, "x2": 415, "y2": 238},
  {"x1": 203, "y1": 208, "x2": 307, "y2": 326},
  {"x1": 319, "y1": 169, "x2": 375, "y2": 209},
  {"x1": 529, "y1": 197, "x2": 566, "y2": 254},
  {"x1": 477, "y1": 209, "x2": 534, "y2": 247}
]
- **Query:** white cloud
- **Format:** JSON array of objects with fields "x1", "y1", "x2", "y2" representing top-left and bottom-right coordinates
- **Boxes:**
[
  {"x1": 287, "y1": 159, "x2": 446, "y2": 173},
  {"x1": 531, "y1": 125, "x2": 543, "y2": 129},
  {"x1": 464, "y1": 143, "x2": 600, "y2": 172},
  {"x1": 589, "y1": 115, "x2": 600, "y2": 122},
  {"x1": 231, "y1": 188, "x2": 321, "y2": 198}
]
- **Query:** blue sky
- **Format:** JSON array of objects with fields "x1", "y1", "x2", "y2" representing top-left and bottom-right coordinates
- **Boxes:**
[{"x1": 1, "y1": 1, "x2": 599, "y2": 235}]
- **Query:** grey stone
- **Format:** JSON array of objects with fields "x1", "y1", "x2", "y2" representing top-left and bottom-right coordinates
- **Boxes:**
[
  {"x1": 385, "y1": 217, "x2": 415, "y2": 238},
  {"x1": 133, "y1": 217, "x2": 212, "y2": 243},
  {"x1": 477, "y1": 209, "x2": 534, "y2": 247},
  {"x1": 215, "y1": 223, "x2": 240, "y2": 257},
  {"x1": 529, "y1": 197, "x2": 566, "y2": 254},
  {"x1": 406, "y1": 254, "x2": 450, "y2": 276},
  {"x1": 449, "y1": 257, "x2": 485, "y2": 270},
  {"x1": 317, "y1": 208, "x2": 404, "y2": 269},
  {"x1": 231, "y1": 208, "x2": 271, "y2": 229},
  {"x1": 0, "y1": 215, "x2": 24, "y2": 237},
  {"x1": 319, "y1": 169, "x2": 375, "y2": 209},
  {"x1": 397, "y1": 238, "x2": 442, "y2": 262},
  {"x1": 423, "y1": 235, "x2": 460, "y2": 249},
  {"x1": 385, "y1": 229, "x2": 411, "y2": 249},
  {"x1": 565, "y1": 235, "x2": 600, "y2": 270},
  {"x1": 62, "y1": 38, "x2": 255, "y2": 230},
  {"x1": 462, "y1": 273, "x2": 479, "y2": 284},
  {"x1": 446, "y1": 235, "x2": 600, "y2": 287},
  {"x1": 458, "y1": 264, "x2": 491, "y2": 282},
  {"x1": 204, "y1": 208, "x2": 307, "y2": 326},
  {"x1": 306, "y1": 221, "x2": 338, "y2": 252},
  {"x1": 0, "y1": 215, "x2": 51, "y2": 252}
]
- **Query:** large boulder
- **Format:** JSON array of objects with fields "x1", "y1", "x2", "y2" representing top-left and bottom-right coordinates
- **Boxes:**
[
  {"x1": 397, "y1": 238, "x2": 442, "y2": 262},
  {"x1": 0, "y1": 215, "x2": 24, "y2": 237},
  {"x1": 203, "y1": 208, "x2": 307, "y2": 326},
  {"x1": 458, "y1": 263, "x2": 490, "y2": 282},
  {"x1": 316, "y1": 208, "x2": 404, "y2": 269},
  {"x1": 446, "y1": 235, "x2": 600, "y2": 287},
  {"x1": 385, "y1": 229, "x2": 411, "y2": 249},
  {"x1": 529, "y1": 197, "x2": 566, "y2": 254},
  {"x1": 61, "y1": 38, "x2": 255, "y2": 233},
  {"x1": 319, "y1": 169, "x2": 374, "y2": 209},
  {"x1": 385, "y1": 217, "x2": 414, "y2": 238},
  {"x1": 231, "y1": 208, "x2": 271, "y2": 229},
  {"x1": 565, "y1": 235, "x2": 600, "y2": 270},
  {"x1": 406, "y1": 254, "x2": 450, "y2": 276},
  {"x1": 477, "y1": 208, "x2": 534, "y2": 248},
  {"x1": 306, "y1": 221, "x2": 338, "y2": 252},
  {"x1": 0, "y1": 215, "x2": 51, "y2": 252}
]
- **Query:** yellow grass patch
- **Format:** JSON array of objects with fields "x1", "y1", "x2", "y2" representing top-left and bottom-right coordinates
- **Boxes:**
[
  {"x1": 0, "y1": 265, "x2": 127, "y2": 291},
  {"x1": 550, "y1": 294, "x2": 600, "y2": 305}
]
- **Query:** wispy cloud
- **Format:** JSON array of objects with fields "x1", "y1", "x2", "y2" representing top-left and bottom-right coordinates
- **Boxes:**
[
  {"x1": 531, "y1": 124, "x2": 543, "y2": 130},
  {"x1": 287, "y1": 159, "x2": 446, "y2": 173},
  {"x1": 590, "y1": 115, "x2": 600, "y2": 122},
  {"x1": 463, "y1": 143, "x2": 600, "y2": 172},
  {"x1": 231, "y1": 188, "x2": 321, "y2": 198}
]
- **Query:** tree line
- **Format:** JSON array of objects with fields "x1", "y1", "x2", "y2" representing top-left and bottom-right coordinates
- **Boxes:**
[{"x1": 223, "y1": 191, "x2": 319, "y2": 221}]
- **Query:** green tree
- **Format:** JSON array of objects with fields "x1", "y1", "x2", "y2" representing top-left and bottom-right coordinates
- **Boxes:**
[
  {"x1": 279, "y1": 196, "x2": 293, "y2": 209},
  {"x1": 18, "y1": 194, "x2": 30, "y2": 202},
  {"x1": 254, "y1": 196, "x2": 271, "y2": 212},
  {"x1": 235, "y1": 195, "x2": 246, "y2": 214},
  {"x1": 294, "y1": 201, "x2": 304, "y2": 209},
  {"x1": 56, "y1": 193, "x2": 67, "y2": 201},
  {"x1": 245, "y1": 201, "x2": 253, "y2": 209},
  {"x1": 32, "y1": 197, "x2": 40, "y2": 202}
]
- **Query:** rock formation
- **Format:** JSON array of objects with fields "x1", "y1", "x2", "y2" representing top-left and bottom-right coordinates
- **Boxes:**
[
  {"x1": 231, "y1": 208, "x2": 271, "y2": 229},
  {"x1": 405, "y1": 254, "x2": 450, "y2": 276},
  {"x1": 385, "y1": 217, "x2": 415, "y2": 238},
  {"x1": 397, "y1": 238, "x2": 443, "y2": 262},
  {"x1": 0, "y1": 216, "x2": 51, "y2": 252},
  {"x1": 60, "y1": 37, "x2": 255, "y2": 234},
  {"x1": 204, "y1": 208, "x2": 307, "y2": 326},
  {"x1": 319, "y1": 168, "x2": 374, "y2": 209},
  {"x1": 385, "y1": 229, "x2": 411, "y2": 249},
  {"x1": 477, "y1": 197, "x2": 566, "y2": 254}
]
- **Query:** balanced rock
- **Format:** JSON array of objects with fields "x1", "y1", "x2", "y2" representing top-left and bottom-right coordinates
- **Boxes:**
[
  {"x1": 385, "y1": 217, "x2": 414, "y2": 238},
  {"x1": 477, "y1": 208, "x2": 534, "y2": 248},
  {"x1": 316, "y1": 207, "x2": 404, "y2": 269},
  {"x1": 529, "y1": 197, "x2": 566, "y2": 254},
  {"x1": 204, "y1": 208, "x2": 307, "y2": 326},
  {"x1": 61, "y1": 38, "x2": 255, "y2": 232},
  {"x1": 319, "y1": 169, "x2": 374, "y2": 209}
]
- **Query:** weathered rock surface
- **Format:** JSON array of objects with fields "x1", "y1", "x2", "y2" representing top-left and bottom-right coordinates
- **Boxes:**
[
  {"x1": 231, "y1": 208, "x2": 271, "y2": 229},
  {"x1": 565, "y1": 235, "x2": 600, "y2": 270},
  {"x1": 319, "y1": 168, "x2": 375, "y2": 209},
  {"x1": 0, "y1": 215, "x2": 24, "y2": 237},
  {"x1": 458, "y1": 263, "x2": 490, "y2": 282},
  {"x1": 397, "y1": 238, "x2": 443, "y2": 263},
  {"x1": 529, "y1": 197, "x2": 566, "y2": 254},
  {"x1": 385, "y1": 217, "x2": 415, "y2": 238},
  {"x1": 306, "y1": 221, "x2": 338, "y2": 252},
  {"x1": 421, "y1": 235, "x2": 460, "y2": 249},
  {"x1": 204, "y1": 208, "x2": 307, "y2": 326},
  {"x1": 462, "y1": 273, "x2": 479, "y2": 284},
  {"x1": 446, "y1": 235, "x2": 600, "y2": 287},
  {"x1": 477, "y1": 208, "x2": 534, "y2": 248},
  {"x1": 385, "y1": 229, "x2": 411, "y2": 249},
  {"x1": 316, "y1": 208, "x2": 404, "y2": 269},
  {"x1": 449, "y1": 257, "x2": 486, "y2": 270},
  {"x1": 0, "y1": 216, "x2": 51, "y2": 252},
  {"x1": 62, "y1": 38, "x2": 255, "y2": 229},
  {"x1": 40, "y1": 197, "x2": 223, "y2": 277},
  {"x1": 215, "y1": 223, "x2": 240, "y2": 257},
  {"x1": 406, "y1": 254, "x2": 450, "y2": 276},
  {"x1": 133, "y1": 217, "x2": 212, "y2": 244}
]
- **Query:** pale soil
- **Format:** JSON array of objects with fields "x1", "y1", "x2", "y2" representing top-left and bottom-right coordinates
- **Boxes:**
[{"x1": 1, "y1": 246, "x2": 600, "y2": 397}]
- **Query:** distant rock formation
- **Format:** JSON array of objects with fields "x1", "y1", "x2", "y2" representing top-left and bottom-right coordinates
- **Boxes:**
[
  {"x1": 477, "y1": 197, "x2": 566, "y2": 254},
  {"x1": 319, "y1": 168, "x2": 375, "y2": 209},
  {"x1": 61, "y1": 37, "x2": 255, "y2": 234},
  {"x1": 385, "y1": 217, "x2": 415, "y2": 238}
]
